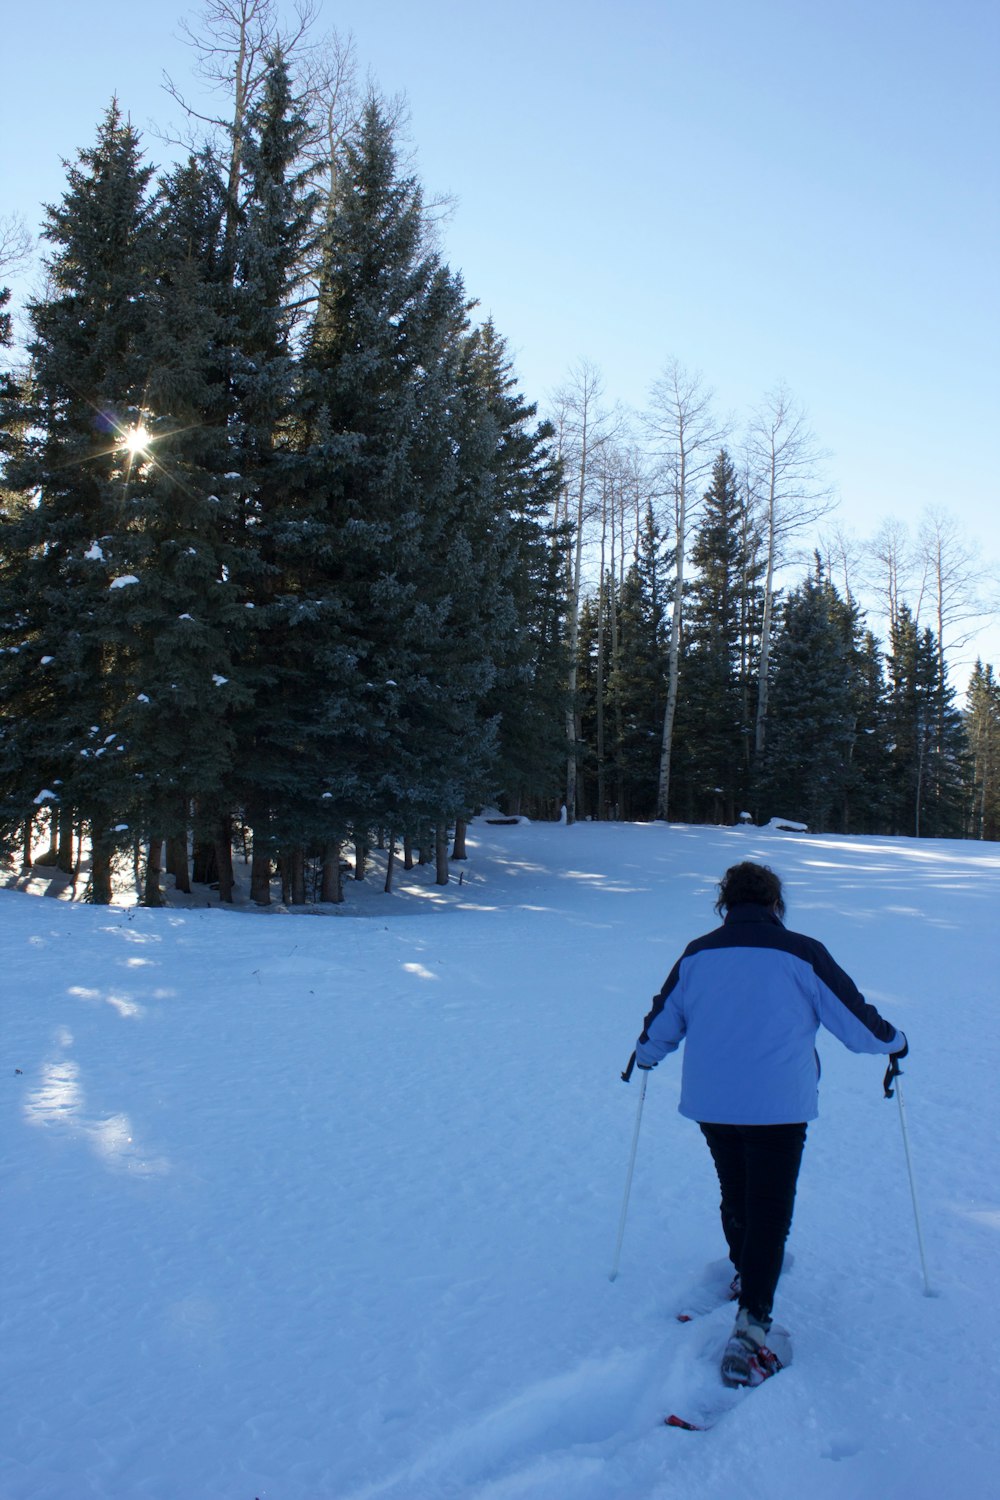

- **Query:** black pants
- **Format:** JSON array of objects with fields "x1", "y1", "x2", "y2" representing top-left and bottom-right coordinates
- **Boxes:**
[{"x1": 699, "y1": 1121, "x2": 808, "y2": 1327}]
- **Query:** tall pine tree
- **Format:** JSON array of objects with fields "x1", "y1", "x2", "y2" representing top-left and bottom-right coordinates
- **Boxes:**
[
  {"x1": 0, "y1": 102, "x2": 156, "y2": 899},
  {"x1": 673, "y1": 449, "x2": 762, "y2": 822}
]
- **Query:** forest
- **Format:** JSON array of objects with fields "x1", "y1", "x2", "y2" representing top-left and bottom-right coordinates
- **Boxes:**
[{"x1": 1, "y1": 2, "x2": 998, "y2": 905}]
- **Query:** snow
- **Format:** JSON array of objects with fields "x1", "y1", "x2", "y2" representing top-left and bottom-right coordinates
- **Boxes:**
[
  {"x1": 108, "y1": 575, "x2": 139, "y2": 590},
  {"x1": 84, "y1": 543, "x2": 104, "y2": 561},
  {"x1": 2, "y1": 821, "x2": 998, "y2": 1500},
  {"x1": 212, "y1": 673, "x2": 228, "y2": 686}
]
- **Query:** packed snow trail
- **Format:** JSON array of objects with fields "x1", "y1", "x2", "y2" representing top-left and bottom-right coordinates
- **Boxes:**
[{"x1": 1, "y1": 822, "x2": 998, "y2": 1498}]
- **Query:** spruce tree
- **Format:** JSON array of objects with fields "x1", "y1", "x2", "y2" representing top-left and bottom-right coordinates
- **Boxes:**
[
  {"x1": 463, "y1": 320, "x2": 567, "y2": 817},
  {"x1": 606, "y1": 504, "x2": 672, "y2": 818},
  {"x1": 966, "y1": 659, "x2": 1000, "y2": 840},
  {"x1": 225, "y1": 49, "x2": 320, "y2": 901},
  {"x1": 884, "y1": 606, "x2": 966, "y2": 837},
  {"x1": 754, "y1": 568, "x2": 859, "y2": 831},
  {"x1": 0, "y1": 102, "x2": 156, "y2": 899},
  {"x1": 301, "y1": 98, "x2": 508, "y2": 860},
  {"x1": 843, "y1": 627, "x2": 891, "y2": 833},
  {"x1": 674, "y1": 450, "x2": 761, "y2": 823},
  {"x1": 117, "y1": 152, "x2": 246, "y2": 902}
]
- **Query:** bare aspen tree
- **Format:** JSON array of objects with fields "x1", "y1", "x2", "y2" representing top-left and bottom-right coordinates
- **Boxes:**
[
  {"x1": 551, "y1": 362, "x2": 610, "y2": 822},
  {"x1": 865, "y1": 516, "x2": 915, "y2": 641},
  {"x1": 646, "y1": 360, "x2": 724, "y2": 820},
  {"x1": 916, "y1": 508, "x2": 992, "y2": 680},
  {"x1": 298, "y1": 28, "x2": 359, "y2": 219},
  {"x1": 820, "y1": 523, "x2": 865, "y2": 606},
  {"x1": 591, "y1": 433, "x2": 634, "y2": 819},
  {"x1": 0, "y1": 214, "x2": 32, "y2": 276},
  {"x1": 747, "y1": 384, "x2": 834, "y2": 755},
  {"x1": 163, "y1": 0, "x2": 317, "y2": 259}
]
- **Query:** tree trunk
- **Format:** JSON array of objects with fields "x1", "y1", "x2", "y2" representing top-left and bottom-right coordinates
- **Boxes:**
[
  {"x1": 754, "y1": 487, "x2": 778, "y2": 756},
  {"x1": 403, "y1": 835, "x2": 414, "y2": 870},
  {"x1": 596, "y1": 497, "x2": 607, "y2": 820},
  {"x1": 249, "y1": 847, "x2": 270, "y2": 904},
  {"x1": 57, "y1": 814, "x2": 75, "y2": 874},
  {"x1": 354, "y1": 838, "x2": 368, "y2": 880},
  {"x1": 384, "y1": 832, "x2": 396, "y2": 893},
  {"x1": 657, "y1": 478, "x2": 686, "y2": 821},
  {"x1": 36, "y1": 812, "x2": 59, "y2": 866},
  {"x1": 648, "y1": 361, "x2": 722, "y2": 820},
  {"x1": 167, "y1": 834, "x2": 191, "y2": 893},
  {"x1": 288, "y1": 845, "x2": 306, "y2": 905},
  {"x1": 451, "y1": 819, "x2": 468, "y2": 859},
  {"x1": 565, "y1": 442, "x2": 587, "y2": 824},
  {"x1": 214, "y1": 819, "x2": 234, "y2": 903},
  {"x1": 192, "y1": 840, "x2": 218, "y2": 885},
  {"x1": 20, "y1": 816, "x2": 33, "y2": 872},
  {"x1": 435, "y1": 822, "x2": 449, "y2": 886},
  {"x1": 143, "y1": 839, "x2": 165, "y2": 907},
  {"x1": 89, "y1": 830, "x2": 114, "y2": 905},
  {"x1": 321, "y1": 840, "x2": 343, "y2": 903},
  {"x1": 248, "y1": 801, "x2": 270, "y2": 904}
]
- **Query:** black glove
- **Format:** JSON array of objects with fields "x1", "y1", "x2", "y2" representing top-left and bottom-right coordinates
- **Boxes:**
[
  {"x1": 883, "y1": 1035, "x2": 908, "y2": 1098},
  {"x1": 621, "y1": 1050, "x2": 657, "y2": 1082}
]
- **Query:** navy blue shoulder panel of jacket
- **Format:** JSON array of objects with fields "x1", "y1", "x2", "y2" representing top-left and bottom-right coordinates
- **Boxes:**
[{"x1": 634, "y1": 903, "x2": 905, "y2": 1125}]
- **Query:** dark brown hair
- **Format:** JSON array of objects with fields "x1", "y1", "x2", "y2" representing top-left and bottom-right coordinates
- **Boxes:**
[{"x1": 714, "y1": 861, "x2": 785, "y2": 918}]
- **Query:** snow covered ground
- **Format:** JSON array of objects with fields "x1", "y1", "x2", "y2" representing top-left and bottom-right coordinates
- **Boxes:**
[{"x1": 2, "y1": 819, "x2": 998, "y2": 1500}]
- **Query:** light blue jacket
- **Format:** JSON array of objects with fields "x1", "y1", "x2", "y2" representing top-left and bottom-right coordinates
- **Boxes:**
[{"x1": 635, "y1": 904, "x2": 905, "y2": 1124}]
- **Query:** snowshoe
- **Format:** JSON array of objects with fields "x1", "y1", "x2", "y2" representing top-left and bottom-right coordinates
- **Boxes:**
[{"x1": 720, "y1": 1309, "x2": 792, "y2": 1388}]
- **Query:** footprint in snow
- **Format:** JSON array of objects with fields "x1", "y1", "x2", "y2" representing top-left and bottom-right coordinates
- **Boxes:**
[{"x1": 344, "y1": 1348, "x2": 661, "y2": 1498}]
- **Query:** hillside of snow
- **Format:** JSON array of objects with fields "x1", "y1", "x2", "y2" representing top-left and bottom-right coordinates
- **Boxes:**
[{"x1": 2, "y1": 820, "x2": 998, "y2": 1499}]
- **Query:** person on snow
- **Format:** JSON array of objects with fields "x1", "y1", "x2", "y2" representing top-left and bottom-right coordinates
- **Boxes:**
[{"x1": 632, "y1": 860, "x2": 907, "y2": 1388}]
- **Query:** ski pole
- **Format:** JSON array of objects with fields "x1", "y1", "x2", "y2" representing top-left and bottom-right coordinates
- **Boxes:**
[
  {"x1": 609, "y1": 1060, "x2": 649, "y2": 1282},
  {"x1": 884, "y1": 1046, "x2": 934, "y2": 1297}
]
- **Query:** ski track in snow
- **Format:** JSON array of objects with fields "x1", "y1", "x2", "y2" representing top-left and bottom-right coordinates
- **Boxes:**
[{"x1": 1, "y1": 822, "x2": 999, "y2": 1499}]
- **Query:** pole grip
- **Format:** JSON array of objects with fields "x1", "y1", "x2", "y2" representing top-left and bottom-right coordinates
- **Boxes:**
[
  {"x1": 883, "y1": 1037, "x2": 909, "y2": 1097},
  {"x1": 621, "y1": 1050, "x2": 637, "y2": 1083}
]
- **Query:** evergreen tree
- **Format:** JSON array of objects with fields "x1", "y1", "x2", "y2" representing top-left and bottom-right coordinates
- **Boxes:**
[
  {"x1": 464, "y1": 320, "x2": 567, "y2": 816},
  {"x1": 884, "y1": 605, "x2": 966, "y2": 837},
  {"x1": 606, "y1": 504, "x2": 672, "y2": 818},
  {"x1": 965, "y1": 659, "x2": 1000, "y2": 840},
  {"x1": 116, "y1": 151, "x2": 247, "y2": 902},
  {"x1": 0, "y1": 102, "x2": 156, "y2": 899},
  {"x1": 754, "y1": 567, "x2": 860, "y2": 831},
  {"x1": 301, "y1": 99, "x2": 504, "y2": 861},
  {"x1": 673, "y1": 449, "x2": 762, "y2": 822},
  {"x1": 843, "y1": 626, "x2": 891, "y2": 833},
  {"x1": 226, "y1": 49, "x2": 322, "y2": 901}
]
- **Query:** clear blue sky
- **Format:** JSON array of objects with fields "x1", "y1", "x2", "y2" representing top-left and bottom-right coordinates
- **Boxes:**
[{"x1": 3, "y1": 0, "x2": 998, "y2": 674}]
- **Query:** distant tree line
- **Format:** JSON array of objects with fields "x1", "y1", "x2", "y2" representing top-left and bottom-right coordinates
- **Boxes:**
[
  {"x1": 0, "y1": 7, "x2": 997, "y2": 906},
  {"x1": 570, "y1": 442, "x2": 999, "y2": 840}
]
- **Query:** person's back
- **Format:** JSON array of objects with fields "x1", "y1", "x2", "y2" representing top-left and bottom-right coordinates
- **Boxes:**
[
  {"x1": 631, "y1": 860, "x2": 906, "y2": 1388},
  {"x1": 639, "y1": 895, "x2": 900, "y2": 1126}
]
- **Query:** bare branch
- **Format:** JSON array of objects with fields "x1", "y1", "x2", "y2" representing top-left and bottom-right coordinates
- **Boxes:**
[
  {"x1": 0, "y1": 214, "x2": 33, "y2": 277},
  {"x1": 818, "y1": 522, "x2": 866, "y2": 605},
  {"x1": 916, "y1": 506, "x2": 995, "y2": 663},
  {"x1": 160, "y1": 0, "x2": 318, "y2": 144},
  {"x1": 746, "y1": 383, "x2": 834, "y2": 755}
]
